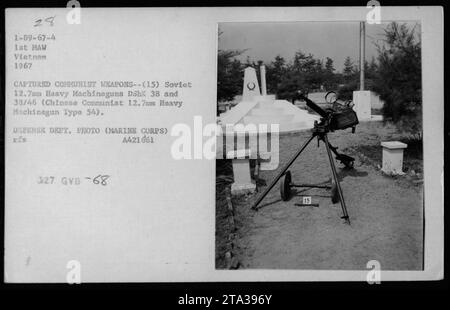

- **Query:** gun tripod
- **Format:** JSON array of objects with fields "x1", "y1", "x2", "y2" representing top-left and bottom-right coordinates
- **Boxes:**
[{"x1": 251, "y1": 120, "x2": 355, "y2": 224}]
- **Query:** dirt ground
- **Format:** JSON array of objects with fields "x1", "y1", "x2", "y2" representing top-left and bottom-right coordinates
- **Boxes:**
[{"x1": 221, "y1": 121, "x2": 423, "y2": 270}]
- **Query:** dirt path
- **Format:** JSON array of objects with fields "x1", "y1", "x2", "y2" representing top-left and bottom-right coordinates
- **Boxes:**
[{"x1": 233, "y1": 123, "x2": 423, "y2": 270}]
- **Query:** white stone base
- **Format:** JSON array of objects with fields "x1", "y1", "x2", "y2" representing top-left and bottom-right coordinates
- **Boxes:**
[
  {"x1": 231, "y1": 182, "x2": 256, "y2": 196},
  {"x1": 353, "y1": 90, "x2": 372, "y2": 121},
  {"x1": 381, "y1": 141, "x2": 408, "y2": 175},
  {"x1": 228, "y1": 150, "x2": 257, "y2": 196}
]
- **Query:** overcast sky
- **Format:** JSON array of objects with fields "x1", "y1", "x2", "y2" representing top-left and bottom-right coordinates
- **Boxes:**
[{"x1": 218, "y1": 22, "x2": 420, "y2": 72}]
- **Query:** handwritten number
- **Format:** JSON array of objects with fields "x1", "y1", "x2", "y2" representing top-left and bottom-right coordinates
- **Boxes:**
[
  {"x1": 45, "y1": 16, "x2": 55, "y2": 26},
  {"x1": 34, "y1": 16, "x2": 55, "y2": 27},
  {"x1": 93, "y1": 175, "x2": 110, "y2": 186}
]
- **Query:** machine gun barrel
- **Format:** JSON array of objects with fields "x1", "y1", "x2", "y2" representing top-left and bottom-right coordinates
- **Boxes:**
[
  {"x1": 305, "y1": 98, "x2": 328, "y2": 118},
  {"x1": 299, "y1": 93, "x2": 329, "y2": 118},
  {"x1": 298, "y1": 92, "x2": 358, "y2": 131}
]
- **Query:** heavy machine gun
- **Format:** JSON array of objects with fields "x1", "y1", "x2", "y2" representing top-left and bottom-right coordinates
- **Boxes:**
[{"x1": 252, "y1": 91, "x2": 359, "y2": 224}]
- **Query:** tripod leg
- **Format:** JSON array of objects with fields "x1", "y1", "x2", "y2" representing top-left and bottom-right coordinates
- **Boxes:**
[
  {"x1": 323, "y1": 134, "x2": 350, "y2": 224},
  {"x1": 327, "y1": 141, "x2": 340, "y2": 156},
  {"x1": 327, "y1": 141, "x2": 354, "y2": 168},
  {"x1": 252, "y1": 134, "x2": 316, "y2": 210}
]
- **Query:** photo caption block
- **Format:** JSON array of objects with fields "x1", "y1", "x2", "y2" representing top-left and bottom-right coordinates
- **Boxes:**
[{"x1": 5, "y1": 8, "x2": 216, "y2": 282}]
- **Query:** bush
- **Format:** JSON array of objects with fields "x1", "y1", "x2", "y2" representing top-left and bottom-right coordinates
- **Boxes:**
[
  {"x1": 373, "y1": 22, "x2": 422, "y2": 135},
  {"x1": 337, "y1": 81, "x2": 358, "y2": 101}
]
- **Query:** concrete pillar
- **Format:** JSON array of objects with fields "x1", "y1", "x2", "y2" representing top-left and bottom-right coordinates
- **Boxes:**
[
  {"x1": 381, "y1": 141, "x2": 408, "y2": 175},
  {"x1": 353, "y1": 90, "x2": 371, "y2": 121},
  {"x1": 260, "y1": 65, "x2": 267, "y2": 96},
  {"x1": 360, "y1": 21, "x2": 366, "y2": 90},
  {"x1": 227, "y1": 149, "x2": 256, "y2": 195}
]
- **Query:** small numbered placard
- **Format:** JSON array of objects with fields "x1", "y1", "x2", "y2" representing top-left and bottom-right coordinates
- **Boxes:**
[{"x1": 302, "y1": 196, "x2": 312, "y2": 205}]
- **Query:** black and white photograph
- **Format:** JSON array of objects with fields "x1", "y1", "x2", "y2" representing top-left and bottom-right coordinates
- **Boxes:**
[
  {"x1": 2, "y1": 4, "x2": 444, "y2": 288},
  {"x1": 216, "y1": 21, "x2": 425, "y2": 270}
]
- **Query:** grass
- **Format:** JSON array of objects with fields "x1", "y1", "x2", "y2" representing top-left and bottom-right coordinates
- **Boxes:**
[
  {"x1": 215, "y1": 160, "x2": 234, "y2": 269},
  {"x1": 398, "y1": 136, "x2": 423, "y2": 174},
  {"x1": 343, "y1": 121, "x2": 423, "y2": 174}
]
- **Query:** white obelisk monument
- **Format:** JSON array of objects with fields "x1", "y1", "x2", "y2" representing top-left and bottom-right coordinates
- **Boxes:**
[{"x1": 242, "y1": 67, "x2": 261, "y2": 101}]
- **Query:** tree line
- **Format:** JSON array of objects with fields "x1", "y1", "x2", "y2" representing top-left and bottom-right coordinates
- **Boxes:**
[{"x1": 217, "y1": 47, "x2": 377, "y2": 102}]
